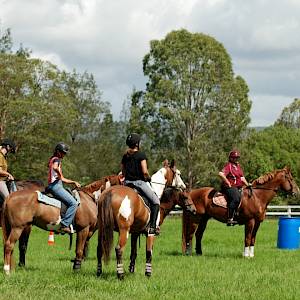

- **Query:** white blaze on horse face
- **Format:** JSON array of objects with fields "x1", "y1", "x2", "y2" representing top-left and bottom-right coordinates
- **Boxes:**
[
  {"x1": 173, "y1": 169, "x2": 186, "y2": 189},
  {"x1": 93, "y1": 188, "x2": 102, "y2": 201},
  {"x1": 119, "y1": 195, "x2": 131, "y2": 220},
  {"x1": 105, "y1": 180, "x2": 111, "y2": 190}
]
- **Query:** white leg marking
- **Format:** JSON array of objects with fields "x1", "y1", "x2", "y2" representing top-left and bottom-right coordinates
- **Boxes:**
[
  {"x1": 243, "y1": 246, "x2": 250, "y2": 257},
  {"x1": 4, "y1": 264, "x2": 10, "y2": 275},
  {"x1": 249, "y1": 246, "x2": 254, "y2": 257}
]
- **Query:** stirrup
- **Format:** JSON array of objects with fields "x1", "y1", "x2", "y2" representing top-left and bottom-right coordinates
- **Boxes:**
[{"x1": 147, "y1": 227, "x2": 159, "y2": 237}]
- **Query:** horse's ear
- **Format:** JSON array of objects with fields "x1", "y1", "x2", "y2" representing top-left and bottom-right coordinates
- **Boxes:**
[{"x1": 170, "y1": 159, "x2": 176, "y2": 168}]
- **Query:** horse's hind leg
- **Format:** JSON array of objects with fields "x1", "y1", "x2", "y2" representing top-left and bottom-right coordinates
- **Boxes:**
[
  {"x1": 18, "y1": 225, "x2": 32, "y2": 267},
  {"x1": 129, "y1": 233, "x2": 139, "y2": 273},
  {"x1": 145, "y1": 235, "x2": 155, "y2": 277},
  {"x1": 195, "y1": 216, "x2": 209, "y2": 256},
  {"x1": 115, "y1": 228, "x2": 128, "y2": 280},
  {"x1": 73, "y1": 227, "x2": 89, "y2": 271},
  {"x1": 4, "y1": 227, "x2": 23, "y2": 275},
  {"x1": 83, "y1": 228, "x2": 96, "y2": 260}
]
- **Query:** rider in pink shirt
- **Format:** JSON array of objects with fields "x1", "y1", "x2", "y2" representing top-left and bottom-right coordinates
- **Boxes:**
[{"x1": 219, "y1": 150, "x2": 249, "y2": 226}]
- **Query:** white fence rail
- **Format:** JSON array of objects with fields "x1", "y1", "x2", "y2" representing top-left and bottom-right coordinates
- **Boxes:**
[{"x1": 169, "y1": 205, "x2": 300, "y2": 217}]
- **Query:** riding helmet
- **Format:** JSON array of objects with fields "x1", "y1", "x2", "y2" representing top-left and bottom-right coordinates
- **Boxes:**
[
  {"x1": 55, "y1": 142, "x2": 69, "y2": 154},
  {"x1": 126, "y1": 133, "x2": 140, "y2": 148},
  {"x1": 229, "y1": 150, "x2": 240, "y2": 158},
  {"x1": 1, "y1": 138, "x2": 16, "y2": 153}
]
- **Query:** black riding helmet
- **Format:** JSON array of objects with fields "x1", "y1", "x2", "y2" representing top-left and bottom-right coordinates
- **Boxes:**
[
  {"x1": 126, "y1": 133, "x2": 140, "y2": 148},
  {"x1": 1, "y1": 138, "x2": 16, "y2": 153},
  {"x1": 55, "y1": 142, "x2": 69, "y2": 154}
]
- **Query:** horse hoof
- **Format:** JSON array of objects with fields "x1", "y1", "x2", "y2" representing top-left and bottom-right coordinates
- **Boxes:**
[
  {"x1": 96, "y1": 270, "x2": 102, "y2": 277},
  {"x1": 129, "y1": 265, "x2": 135, "y2": 273},
  {"x1": 145, "y1": 271, "x2": 152, "y2": 277},
  {"x1": 117, "y1": 273, "x2": 125, "y2": 280},
  {"x1": 18, "y1": 262, "x2": 25, "y2": 267}
]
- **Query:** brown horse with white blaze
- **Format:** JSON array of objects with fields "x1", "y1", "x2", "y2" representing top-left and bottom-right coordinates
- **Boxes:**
[
  {"x1": 2, "y1": 175, "x2": 121, "y2": 275},
  {"x1": 182, "y1": 167, "x2": 300, "y2": 257}
]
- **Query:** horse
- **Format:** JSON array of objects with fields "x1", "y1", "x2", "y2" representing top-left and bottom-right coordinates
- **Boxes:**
[
  {"x1": 182, "y1": 167, "x2": 300, "y2": 258},
  {"x1": 1, "y1": 174, "x2": 121, "y2": 275},
  {"x1": 96, "y1": 164, "x2": 196, "y2": 279}
]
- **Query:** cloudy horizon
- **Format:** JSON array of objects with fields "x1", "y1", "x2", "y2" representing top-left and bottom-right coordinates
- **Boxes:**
[{"x1": 1, "y1": 0, "x2": 299, "y2": 126}]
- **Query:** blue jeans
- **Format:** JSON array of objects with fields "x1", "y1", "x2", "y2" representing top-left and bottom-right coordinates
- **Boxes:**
[
  {"x1": 124, "y1": 179, "x2": 160, "y2": 205},
  {"x1": 47, "y1": 180, "x2": 77, "y2": 227}
]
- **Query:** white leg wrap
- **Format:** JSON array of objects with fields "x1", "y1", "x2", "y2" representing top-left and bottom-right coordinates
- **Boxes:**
[
  {"x1": 249, "y1": 246, "x2": 254, "y2": 257},
  {"x1": 243, "y1": 246, "x2": 250, "y2": 257},
  {"x1": 3, "y1": 264, "x2": 10, "y2": 275}
]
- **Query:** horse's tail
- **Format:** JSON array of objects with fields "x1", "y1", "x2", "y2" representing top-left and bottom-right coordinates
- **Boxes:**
[
  {"x1": 98, "y1": 190, "x2": 114, "y2": 264},
  {"x1": 1, "y1": 199, "x2": 15, "y2": 268}
]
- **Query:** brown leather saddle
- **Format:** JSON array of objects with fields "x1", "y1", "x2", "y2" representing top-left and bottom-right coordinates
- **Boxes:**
[{"x1": 212, "y1": 190, "x2": 243, "y2": 209}]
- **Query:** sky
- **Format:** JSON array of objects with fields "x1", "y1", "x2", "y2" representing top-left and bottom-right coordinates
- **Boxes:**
[{"x1": 1, "y1": 0, "x2": 300, "y2": 126}]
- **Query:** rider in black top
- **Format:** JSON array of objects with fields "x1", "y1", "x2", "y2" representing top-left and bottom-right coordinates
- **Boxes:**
[{"x1": 121, "y1": 133, "x2": 160, "y2": 236}]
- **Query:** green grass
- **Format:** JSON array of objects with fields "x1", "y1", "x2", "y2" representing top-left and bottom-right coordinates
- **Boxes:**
[{"x1": 0, "y1": 218, "x2": 299, "y2": 300}]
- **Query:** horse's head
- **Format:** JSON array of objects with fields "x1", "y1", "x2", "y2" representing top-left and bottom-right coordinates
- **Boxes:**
[
  {"x1": 160, "y1": 188, "x2": 196, "y2": 223},
  {"x1": 280, "y1": 167, "x2": 300, "y2": 196},
  {"x1": 165, "y1": 162, "x2": 186, "y2": 190}
]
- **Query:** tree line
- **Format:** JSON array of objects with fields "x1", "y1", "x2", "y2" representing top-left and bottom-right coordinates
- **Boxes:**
[{"x1": 1, "y1": 28, "x2": 299, "y2": 204}]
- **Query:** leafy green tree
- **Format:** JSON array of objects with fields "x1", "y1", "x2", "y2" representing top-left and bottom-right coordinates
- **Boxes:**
[
  {"x1": 131, "y1": 29, "x2": 251, "y2": 187},
  {"x1": 275, "y1": 98, "x2": 300, "y2": 128}
]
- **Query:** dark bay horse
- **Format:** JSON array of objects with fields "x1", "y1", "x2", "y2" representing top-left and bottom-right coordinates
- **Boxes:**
[
  {"x1": 182, "y1": 167, "x2": 300, "y2": 257},
  {"x1": 96, "y1": 184, "x2": 196, "y2": 279},
  {"x1": 2, "y1": 175, "x2": 121, "y2": 275}
]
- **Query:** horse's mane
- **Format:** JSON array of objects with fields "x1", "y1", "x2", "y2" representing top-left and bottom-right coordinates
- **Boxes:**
[
  {"x1": 81, "y1": 175, "x2": 120, "y2": 194},
  {"x1": 252, "y1": 169, "x2": 286, "y2": 185}
]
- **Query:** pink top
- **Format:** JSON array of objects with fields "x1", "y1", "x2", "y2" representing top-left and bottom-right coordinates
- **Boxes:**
[{"x1": 222, "y1": 162, "x2": 244, "y2": 188}]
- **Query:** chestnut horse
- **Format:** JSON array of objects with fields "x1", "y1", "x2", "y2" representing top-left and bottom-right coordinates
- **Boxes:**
[
  {"x1": 2, "y1": 175, "x2": 121, "y2": 275},
  {"x1": 182, "y1": 167, "x2": 300, "y2": 257},
  {"x1": 96, "y1": 163, "x2": 194, "y2": 279}
]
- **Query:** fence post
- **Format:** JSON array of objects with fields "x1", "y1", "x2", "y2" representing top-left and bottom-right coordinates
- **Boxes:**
[{"x1": 287, "y1": 206, "x2": 292, "y2": 217}]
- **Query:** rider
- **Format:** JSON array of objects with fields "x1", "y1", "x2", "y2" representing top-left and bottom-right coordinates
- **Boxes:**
[
  {"x1": 121, "y1": 133, "x2": 160, "y2": 236},
  {"x1": 47, "y1": 142, "x2": 81, "y2": 234},
  {"x1": 0, "y1": 139, "x2": 16, "y2": 205},
  {"x1": 219, "y1": 150, "x2": 250, "y2": 226}
]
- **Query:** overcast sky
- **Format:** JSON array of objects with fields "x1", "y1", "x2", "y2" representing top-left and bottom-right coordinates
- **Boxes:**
[{"x1": 1, "y1": 0, "x2": 300, "y2": 126}]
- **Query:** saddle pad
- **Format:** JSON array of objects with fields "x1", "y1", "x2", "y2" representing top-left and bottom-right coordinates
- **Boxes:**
[
  {"x1": 36, "y1": 191, "x2": 61, "y2": 209},
  {"x1": 212, "y1": 192, "x2": 227, "y2": 208}
]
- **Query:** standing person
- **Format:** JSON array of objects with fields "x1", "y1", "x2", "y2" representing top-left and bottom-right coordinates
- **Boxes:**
[
  {"x1": 0, "y1": 139, "x2": 16, "y2": 204},
  {"x1": 219, "y1": 150, "x2": 250, "y2": 226},
  {"x1": 121, "y1": 133, "x2": 160, "y2": 236},
  {"x1": 47, "y1": 142, "x2": 81, "y2": 234}
]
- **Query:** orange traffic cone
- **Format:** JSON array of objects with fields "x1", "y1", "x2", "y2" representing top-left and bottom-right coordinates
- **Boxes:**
[{"x1": 48, "y1": 231, "x2": 55, "y2": 245}]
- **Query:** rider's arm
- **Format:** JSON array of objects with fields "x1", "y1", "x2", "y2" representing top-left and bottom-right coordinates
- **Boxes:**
[
  {"x1": 52, "y1": 161, "x2": 81, "y2": 188},
  {"x1": 218, "y1": 171, "x2": 231, "y2": 187},
  {"x1": 0, "y1": 167, "x2": 14, "y2": 180},
  {"x1": 141, "y1": 159, "x2": 151, "y2": 182}
]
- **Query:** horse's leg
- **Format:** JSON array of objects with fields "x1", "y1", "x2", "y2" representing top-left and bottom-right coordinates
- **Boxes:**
[
  {"x1": 73, "y1": 227, "x2": 89, "y2": 271},
  {"x1": 4, "y1": 227, "x2": 23, "y2": 275},
  {"x1": 83, "y1": 227, "x2": 97, "y2": 260},
  {"x1": 145, "y1": 235, "x2": 155, "y2": 277},
  {"x1": 243, "y1": 219, "x2": 255, "y2": 257},
  {"x1": 115, "y1": 228, "x2": 128, "y2": 280},
  {"x1": 129, "y1": 233, "x2": 139, "y2": 273},
  {"x1": 249, "y1": 220, "x2": 261, "y2": 258},
  {"x1": 182, "y1": 211, "x2": 198, "y2": 255},
  {"x1": 195, "y1": 216, "x2": 209, "y2": 256},
  {"x1": 96, "y1": 236, "x2": 103, "y2": 277},
  {"x1": 18, "y1": 225, "x2": 32, "y2": 267}
]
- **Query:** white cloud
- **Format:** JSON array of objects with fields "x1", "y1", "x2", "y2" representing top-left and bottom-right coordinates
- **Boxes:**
[{"x1": 1, "y1": 0, "x2": 300, "y2": 125}]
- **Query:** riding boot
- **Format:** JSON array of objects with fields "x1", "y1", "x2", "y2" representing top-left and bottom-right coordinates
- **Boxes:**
[
  {"x1": 148, "y1": 204, "x2": 160, "y2": 236},
  {"x1": 227, "y1": 208, "x2": 237, "y2": 226}
]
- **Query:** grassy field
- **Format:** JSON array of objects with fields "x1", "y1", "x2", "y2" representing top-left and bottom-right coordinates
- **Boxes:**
[{"x1": 0, "y1": 218, "x2": 299, "y2": 300}]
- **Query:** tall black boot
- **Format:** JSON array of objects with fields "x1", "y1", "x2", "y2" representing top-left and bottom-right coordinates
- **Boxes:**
[{"x1": 148, "y1": 204, "x2": 160, "y2": 236}]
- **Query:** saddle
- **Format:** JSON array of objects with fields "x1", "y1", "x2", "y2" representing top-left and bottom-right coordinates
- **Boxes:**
[
  {"x1": 211, "y1": 190, "x2": 242, "y2": 210},
  {"x1": 125, "y1": 183, "x2": 151, "y2": 212}
]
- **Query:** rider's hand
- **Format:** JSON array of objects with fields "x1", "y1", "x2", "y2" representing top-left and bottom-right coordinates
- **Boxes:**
[
  {"x1": 7, "y1": 174, "x2": 14, "y2": 181},
  {"x1": 74, "y1": 181, "x2": 81, "y2": 188}
]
